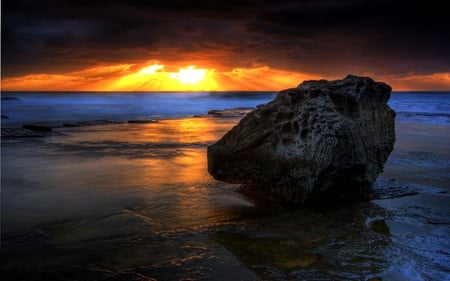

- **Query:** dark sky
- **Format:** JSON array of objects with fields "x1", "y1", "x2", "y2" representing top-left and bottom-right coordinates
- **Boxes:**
[{"x1": 2, "y1": 0, "x2": 449, "y2": 89}]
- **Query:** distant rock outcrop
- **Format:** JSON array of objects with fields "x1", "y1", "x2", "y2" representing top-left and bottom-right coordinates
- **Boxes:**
[{"x1": 207, "y1": 75, "x2": 396, "y2": 204}]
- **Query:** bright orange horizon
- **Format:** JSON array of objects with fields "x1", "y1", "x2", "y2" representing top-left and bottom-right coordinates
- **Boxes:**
[
  {"x1": 0, "y1": 63, "x2": 312, "y2": 92},
  {"x1": 2, "y1": 61, "x2": 450, "y2": 92}
]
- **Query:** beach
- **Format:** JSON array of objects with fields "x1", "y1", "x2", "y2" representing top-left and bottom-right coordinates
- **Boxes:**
[{"x1": 1, "y1": 92, "x2": 449, "y2": 280}]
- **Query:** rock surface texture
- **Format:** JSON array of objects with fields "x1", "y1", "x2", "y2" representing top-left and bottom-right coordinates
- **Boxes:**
[{"x1": 208, "y1": 75, "x2": 396, "y2": 203}]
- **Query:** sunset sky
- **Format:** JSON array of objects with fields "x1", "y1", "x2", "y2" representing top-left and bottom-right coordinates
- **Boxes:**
[{"x1": 2, "y1": 0, "x2": 449, "y2": 91}]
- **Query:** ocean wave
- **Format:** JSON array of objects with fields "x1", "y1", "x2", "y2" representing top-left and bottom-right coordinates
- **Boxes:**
[
  {"x1": 396, "y1": 111, "x2": 450, "y2": 118},
  {"x1": 395, "y1": 111, "x2": 450, "y2": 124}
]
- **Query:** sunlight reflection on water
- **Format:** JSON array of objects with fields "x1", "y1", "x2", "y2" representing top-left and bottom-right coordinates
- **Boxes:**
[
  {"x1": 2, "y1": 117, "x2": 266, "y2": 279},
  {"x1": 2, "y1": 117, "x2": 256, "y2": 233}
]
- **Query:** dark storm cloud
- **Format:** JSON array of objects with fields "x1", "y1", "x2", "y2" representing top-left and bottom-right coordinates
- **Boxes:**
[
  {"x1": 246, "y1": 0, "x2": 449, "y2": 75},
  {"x1": 2, "y1": 0, "x2": 449, "y2": 77}
]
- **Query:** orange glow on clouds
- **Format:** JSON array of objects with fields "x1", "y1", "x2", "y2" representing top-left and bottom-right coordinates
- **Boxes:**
[
  {"x1": 107, "y1": 64, "x2": 219, "y2": 91},
  {"x1": 107, "y1": 63, "x2": 320, "y2": 91},
  {"x1": 1, "y1": 62, "x2": 315, "y2": 91},
  {"x1": 378, "y1": 73, "x2": 450, "y2": 91},
  {"x1": 2, "y1": 62, "x2": 449, "y2": 91}
]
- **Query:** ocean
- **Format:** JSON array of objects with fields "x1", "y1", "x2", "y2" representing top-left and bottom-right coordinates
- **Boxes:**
[
  {"x1": 2, "y1": 91, "x2": 449, "y2": 127},
  {"x1": 1, "y1": 91, "x2": 450, "y2": 280}
]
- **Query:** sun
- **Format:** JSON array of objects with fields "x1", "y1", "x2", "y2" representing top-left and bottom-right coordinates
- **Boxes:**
[{"x1": 170, "y1": 66, "x2": 206, "y2": 84}]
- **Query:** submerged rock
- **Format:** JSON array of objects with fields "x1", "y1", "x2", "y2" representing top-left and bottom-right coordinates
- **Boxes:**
[
  {"x1": 210, "y1": 233, "x2": 321, "y2": 271},
  {"x1": 62, "y1": 119, "x2": 124, "y2": 127},
  {"x1": 208, "y1": 75, "x2": 396, "y2": 203},
  {"x1": 1, "y1": 96, "x2": 21, "y2": 102},
  {"x1": 207, "y1": 107, "x2": 255, "y2": 118},
  {"x1": 194, "y1": 108, "x2": 255, "y2": 118},
  {"x1": 1, "y1": 127, "x2": 46, "y2": 138},
  {"x1": 369, "y1": 219, "x2": 391, "y2": 235},
  {"x1": 22, "y1": 124, "x2": 53, "y2": 132},
  {"x1": 127, "y1": 119, "x2": 159, "y2": 124}
]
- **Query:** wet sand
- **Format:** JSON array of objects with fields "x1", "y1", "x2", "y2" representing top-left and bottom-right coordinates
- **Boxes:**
[
  {"x1": 383, "y1": 122, "x2": 450, "y2": 190},
  {"x1": 370, "y1": 122, "x2": 450, "y2": 280}
]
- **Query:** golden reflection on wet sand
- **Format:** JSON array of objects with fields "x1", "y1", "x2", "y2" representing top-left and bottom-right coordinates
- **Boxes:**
[
  {"x1": 55, "y1": 117, "x2": 234, "y2": 144},
  {"x1": 48, "y1": 117, "x2": 252, "y2": 230}
]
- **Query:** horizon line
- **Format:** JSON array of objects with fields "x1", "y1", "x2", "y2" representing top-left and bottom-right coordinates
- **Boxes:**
[
  {"x1": 1, "y1": 90, "x2": 279, "y2": 93},
  {"x1": 2, "y1": 90, "x2": 450, "y2": 94}
]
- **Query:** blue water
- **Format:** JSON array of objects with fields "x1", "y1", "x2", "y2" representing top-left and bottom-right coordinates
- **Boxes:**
[
  {"x1": 389, "y1": 92, "x2": 450, "y2": 125},
  {"x1": 2, "y1": 91, "x2": 449, "y2": 126},
  {"x1": 1, "y1": 92, "x2": 276, "y2": 126}
]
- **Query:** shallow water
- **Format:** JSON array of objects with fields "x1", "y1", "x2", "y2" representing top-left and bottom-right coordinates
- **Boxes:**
[
  {"x1": 1, "y1": 92, "x2": 450, "y2": 280},
  {"x1": 1, "y1": 118, "x2": 261, "y2": 280}
]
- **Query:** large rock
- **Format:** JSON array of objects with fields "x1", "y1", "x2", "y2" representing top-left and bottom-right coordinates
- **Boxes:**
[{"x1": 207, "y1": 75, "x2": 396, "y2": 203}]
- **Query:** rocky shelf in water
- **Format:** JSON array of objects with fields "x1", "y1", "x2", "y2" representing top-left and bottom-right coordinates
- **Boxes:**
[
  {"x1": 369, "y1": 177, "x2": 447, "y2": 200},
  {"x1": 127, "y1": 119, "x2": 159, "y2": 124},
  {"x1": 62, "y1": 119, "x2": 125, "y2": 127},
  {"x1": 194, "y1": 107, "x2": 255, "y2": 118},
  {"x1": 2, "y1": 119, "x2": 125, "y2": 138},
  {"x1": 1, "y1": 127, "x2": 52, "y2": 138},
  {"x1": 1, "y1": 118, "x2": 167, "y2": 138}
]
